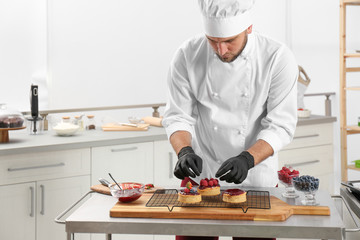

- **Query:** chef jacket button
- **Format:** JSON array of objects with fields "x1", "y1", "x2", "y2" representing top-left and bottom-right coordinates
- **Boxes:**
[
  {"x1": 213, "y1": 126, "x2": 218, "y2": 131},
  {"x1": 217, "y1": 160, "x2": 221, "y2": 164},
  {"x1": 243, "y1": 92, "x2": 248, "y2": 97},
  {"x1": 212, "y1": 92, "x2": 219, "y2": 97},
  {"x1": 238, "y1": 129, "x2": 244, "y2": 135}
]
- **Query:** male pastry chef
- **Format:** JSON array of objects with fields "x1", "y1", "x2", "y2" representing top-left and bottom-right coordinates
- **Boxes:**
[{"x1": 163, "y1": 0, "x2": 297, "y2": 219}]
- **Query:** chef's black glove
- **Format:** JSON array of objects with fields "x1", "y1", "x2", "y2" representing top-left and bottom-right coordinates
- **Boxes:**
[
  {"x1": 215, "y1": 151, "x2": 255, "y2": 184},
  {"x1": 174, "y1": 146, "x2": 202, "y2": 180}
]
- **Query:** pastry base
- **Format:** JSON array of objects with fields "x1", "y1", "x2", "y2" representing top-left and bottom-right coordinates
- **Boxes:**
[
  {"x1": 178, "y1": 193, "x2": 202, "y2": 203},
  {"x1": 223, "y1": 192, "x2": 247, "y2": 203},
  {"x1": 197, "y1": 186, "x2": 221, "y2": 196}
]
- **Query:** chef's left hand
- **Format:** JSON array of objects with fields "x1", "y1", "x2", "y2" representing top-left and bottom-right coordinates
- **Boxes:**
[{"x1": 215, "y1": 151, "x2": 255, "y2": 184}]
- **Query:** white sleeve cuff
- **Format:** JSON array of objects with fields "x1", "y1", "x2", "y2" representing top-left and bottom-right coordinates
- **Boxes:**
[
  {"x1": 256, "y1": 130, "x2": 284, "y2": 154},
  {"x1": 165, "y1": 122, "x2": 195, "y2": 140}
]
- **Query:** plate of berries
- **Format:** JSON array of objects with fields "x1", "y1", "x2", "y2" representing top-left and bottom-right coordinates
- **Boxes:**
[{"x1": 278, "y1": 166, "x2": 300, "y2": 198}]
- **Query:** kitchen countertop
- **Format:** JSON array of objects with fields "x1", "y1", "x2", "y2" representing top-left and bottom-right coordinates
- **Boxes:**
[
  {"x1": 0, "y1": 114, "x2": 336, "y2": 156},
  {"x1": 61, "y1": 187, "x2": 344, "y2": 239},
  {"x1": 0, "y1": 126, "x2": 167, "y2": 156}
]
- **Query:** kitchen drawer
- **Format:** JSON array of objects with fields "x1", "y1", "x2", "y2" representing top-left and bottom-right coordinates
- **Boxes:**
[
  {"x1": 278, "y1": 144, "x2": 333, "y2": 176},
  {"x1": 91, "y1": 142, "x2": 154, "y2": 185},
  {"x1": 0, "y1": 148, "x2": 90, "y2": 185},
  {"x1": 282, "y1": 123, "x2": 333, "y2": 150}
]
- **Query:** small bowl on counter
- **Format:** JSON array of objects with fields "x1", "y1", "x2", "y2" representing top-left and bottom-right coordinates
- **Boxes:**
[
  {"x1": 278, "y1": 166, "x2": 300, "y2": 198},
  {"x1": 293, "y1": 175, "x2": 320, "y2": 206},
  {"x1": 53, "y1": 122, "x2": 79, "y2": 136},
  {"x1": 110, "y1": 182, "x2": 145, "y2": 203},
  {"x1": 297, "y1": 108, "x2": 311, "y2": 118}
]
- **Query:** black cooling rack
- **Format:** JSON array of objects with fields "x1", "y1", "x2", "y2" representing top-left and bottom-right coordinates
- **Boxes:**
[{"x1": 145, "y1": 189, "x2": 271, "y2": 212}]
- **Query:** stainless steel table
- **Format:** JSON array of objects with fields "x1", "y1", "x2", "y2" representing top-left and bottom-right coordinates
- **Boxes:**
[
  {"x1": 56, "y1": 187, "x2": 353, "y2": 240},
  {"x1": 340, "y1": 186, "x2": 360, "y2": 219}
]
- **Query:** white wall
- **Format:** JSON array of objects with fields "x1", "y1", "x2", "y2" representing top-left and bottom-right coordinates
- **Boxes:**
[
  {"x1": 0, "y1": 0, "x2": 47, "y2": 111},
  {"x1": 1, "y1": 1, "x2": 360, "y2": 185}
]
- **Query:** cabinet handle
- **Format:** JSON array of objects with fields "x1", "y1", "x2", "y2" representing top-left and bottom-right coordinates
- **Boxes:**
[
  {"x1": 169, "y1": 152, "x2": 174, "y2": 179},
  {"x1": 30, "y1": 186, "x2": 34, "y2": 217},
  {"x1": 293, "y1": 134, "x2": 319, "y2": 139},
  {"x1": 8, "y1": 162, "x2": 65, "y2": 172},
  {"x1": 287, "y1": 160, "x2": 320, "y2": 167},
  {"x1": 111, "y1": 147, "x2": 138, "y2": 152},
  {"x1": 40, "y1": 185, "x2": 45, "y2": 215}
]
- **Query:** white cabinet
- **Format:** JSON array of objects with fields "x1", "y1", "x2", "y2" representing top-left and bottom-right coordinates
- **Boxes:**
[
  {"x1": 0, "y1": 182, "x2": 36, "y2": 240},
  {"x1": 0, "y1": 149, "x2": 91, "y2": 240},
  {"x1": 278, "y1": 123, "x2": 334, "y2": 193},
  {"x1": 0, "y1": 176, "x2": 90, "y2": 240},
  {"x1": 153, "y1": 140, "x2": 178, "y2": 187},
  {"x1": 91, "y1": 142, "x2": 154, "y2": 185},
  {"x1": 37, "y1": 176, "x2": 90, "y2": 240}
]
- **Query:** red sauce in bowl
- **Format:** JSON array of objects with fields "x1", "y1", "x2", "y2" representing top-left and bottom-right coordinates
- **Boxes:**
[
  {"x1": 116, "y1": 182, "x2": 144, "y2": 203},
  {"x1": 119, "y1": 193, "x2": 142, "y2": 203}
]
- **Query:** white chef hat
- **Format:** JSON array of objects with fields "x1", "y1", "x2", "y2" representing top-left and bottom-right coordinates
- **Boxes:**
[{"x1": 198, "y1": 0, "x2": 255, "y2": 38}]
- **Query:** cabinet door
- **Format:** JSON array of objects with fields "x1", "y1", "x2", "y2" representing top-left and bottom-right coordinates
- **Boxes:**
[
  {"x1": 91, "y1": 142, "x2": 154, "y2": 185},
  {"x1": 153, "y1": 140, "x2": 180, "y2": 187},
  {"x1": 0, "y1": 182, "x2": 36, "y2": 240},
  {"x1": 37, "y1": 175, "x2": 91, "y2": 240}
]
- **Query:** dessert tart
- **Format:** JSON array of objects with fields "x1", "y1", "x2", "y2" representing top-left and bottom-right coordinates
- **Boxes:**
[
  {"x1": 197, "y1": 178, "x2": 220, "y2": 196},
  {"x1": 178, "y1": 182, "x2": 201, "y2": 203},
  {"x1": 222, "y1": 189, "x2": 247, "y2": 203}
]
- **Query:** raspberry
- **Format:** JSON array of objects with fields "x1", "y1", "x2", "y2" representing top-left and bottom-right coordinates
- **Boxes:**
[
  {"x1": 213, "y1": 179, "x2": 218, "y2": 185},
  {"x1": 208, "y1": 180, "x2": 214, "y2": 186},
  {"x1": 200, "y1": 179, "x2": 208, "y2": 187},
  {"x1": 278, "y1": 166, "x2": 299, "y2": 184},
  {"x1": 184, "y1": 188, "x2": 190, "y2": 193},
  {"x1": 205, "y1": 178, "x2": 209, "y2": 182}
]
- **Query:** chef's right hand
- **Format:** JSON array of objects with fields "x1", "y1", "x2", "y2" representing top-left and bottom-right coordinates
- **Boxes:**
[{"x1": 174, "y1": 146, "x2": 202, "y2": 180}]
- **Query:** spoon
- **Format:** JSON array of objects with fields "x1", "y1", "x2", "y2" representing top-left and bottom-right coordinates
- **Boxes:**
[
  {"x1": 108, "y1": 173, "x2": 123, "y2": 190},
  {"x1": 98, "y1": 178, "x2": 112, "y2": 187}
]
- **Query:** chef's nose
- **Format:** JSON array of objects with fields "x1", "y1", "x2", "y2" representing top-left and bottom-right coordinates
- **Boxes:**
[{"x1": 217, "y1": 42, "x2": 228, "y2": 56}]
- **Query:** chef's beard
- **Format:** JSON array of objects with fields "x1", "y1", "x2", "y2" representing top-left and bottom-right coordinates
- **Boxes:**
[{"x1": 216, "y1": 33, "x2": 248, "y2": 63}]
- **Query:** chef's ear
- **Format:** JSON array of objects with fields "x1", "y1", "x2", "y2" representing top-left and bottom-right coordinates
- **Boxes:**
[{"x1": 247, "y1": 25, "x2": 253, "y2": 34}]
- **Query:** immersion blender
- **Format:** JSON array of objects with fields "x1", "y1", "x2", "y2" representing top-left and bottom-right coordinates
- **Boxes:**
[{"x1": 28, "y1": 84, "x2": 43, "y2": 134}]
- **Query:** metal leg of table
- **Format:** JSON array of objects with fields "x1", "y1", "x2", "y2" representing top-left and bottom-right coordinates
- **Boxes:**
[{"x1": 106, "y1": 233, "x2": 112, "y2": 240}]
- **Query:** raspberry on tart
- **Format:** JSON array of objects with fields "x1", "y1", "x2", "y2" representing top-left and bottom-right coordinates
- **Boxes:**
[
  {"x1": 222, "y1": 189, "x2": 247, "y2": 203},
  {"x1": 178, "y1": 181, "x2": 201, "y2": 203},
  {"x1": 197, "y1": 178, "x2": 221, "y2": 196}
]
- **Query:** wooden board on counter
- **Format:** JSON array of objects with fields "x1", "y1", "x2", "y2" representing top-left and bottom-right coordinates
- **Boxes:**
[
  {"x1": 90, "y1": 184, "x2": 162, "y2": 195},
  {"x1": 101, "y1": 123, "x2": 149, "y2": 131},
  {"x1": 110, "y1": 194, "x2": 330, "y2": 221}
]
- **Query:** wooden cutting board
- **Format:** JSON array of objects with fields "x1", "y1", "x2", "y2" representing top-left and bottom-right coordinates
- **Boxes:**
[
  {"x1": 90, "y1": 184, "x2": 163, "y2": 195},
  {"x1": 101, "y1": 123, "x2": 150, "y2": 131},
  {"x1": 110, "y1": 194, "x2": 330, "y2": 221}
]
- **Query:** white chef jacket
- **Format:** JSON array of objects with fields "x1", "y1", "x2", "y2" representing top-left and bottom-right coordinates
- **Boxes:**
[{"x1": 162, "y1": 32, "x2": 298, "y2": 187}]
